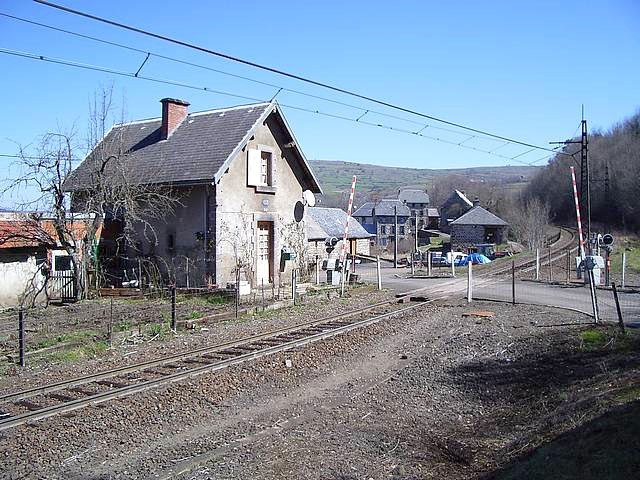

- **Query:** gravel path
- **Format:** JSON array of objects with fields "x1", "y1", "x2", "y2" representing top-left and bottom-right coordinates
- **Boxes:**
[{"x1": 1, "y1": 295, "x2": 638, "y2": 479}]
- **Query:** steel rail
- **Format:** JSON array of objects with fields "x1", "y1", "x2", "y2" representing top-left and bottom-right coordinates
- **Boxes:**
[
  {"x1": 0, "y1": 300, "x2": 429, "y2": 431},
  {"x1": 0, "y1": 298, "x2": 405, "y2": 404}
]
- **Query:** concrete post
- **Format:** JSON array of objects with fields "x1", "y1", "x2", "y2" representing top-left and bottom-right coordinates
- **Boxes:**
[
  {"x1": 622, "y1": 252, "x2": 626, "y2": 288},
  {"x1": 376, "y1": 256, "x2": 382, "y2": 290},
  {"x1": 467, "y1": 261, "x2": 472, "y2": 303},
  {"x1": 535, "y1": 248, "x2": 540, "y2": 281}
]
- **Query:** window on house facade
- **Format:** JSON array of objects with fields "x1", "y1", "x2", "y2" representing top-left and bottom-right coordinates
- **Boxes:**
[{"x1": 247, "y1": 147, "x2": 276, "y2": 192}]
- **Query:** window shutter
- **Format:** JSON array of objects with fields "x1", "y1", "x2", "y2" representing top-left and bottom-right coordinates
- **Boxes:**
[{"x1": 247, "y1": 149, "x2": 261, "y2": 186}]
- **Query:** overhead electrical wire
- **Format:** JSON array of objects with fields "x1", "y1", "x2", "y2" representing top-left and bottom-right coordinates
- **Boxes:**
[
  {"x1": 0, "y1": 12, "x2": 513, "y2": 142},
  {"x1": 0, "y1": 46, "x2": 556, "y2": 167},
  {"x1": 33, "y1": 0, "x2": 570, "y2": 157}
]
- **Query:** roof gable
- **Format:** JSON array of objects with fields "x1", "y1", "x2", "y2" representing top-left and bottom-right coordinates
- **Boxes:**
[
  {"x1": 64, "y1": 102, "x2": 321, "y2": 193},
  {"x1": 449, "y1": 206, "x2": 508, "y2": 226},
  {"x1": 398, "y1": 189, "x2": 430, "y2": 205},
  {"x1": 352, "y1": 199, "x2": 410, "y2": 217}
]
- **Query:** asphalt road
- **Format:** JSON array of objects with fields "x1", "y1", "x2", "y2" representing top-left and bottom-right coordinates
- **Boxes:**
[{"x1": 353, "y1": 260, "x2": 640, "y2": 325}]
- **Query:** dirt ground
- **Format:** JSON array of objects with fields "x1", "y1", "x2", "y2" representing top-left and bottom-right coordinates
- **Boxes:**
[{"x1": 0, "y1": 291, "x2": 639, "y2": 479}]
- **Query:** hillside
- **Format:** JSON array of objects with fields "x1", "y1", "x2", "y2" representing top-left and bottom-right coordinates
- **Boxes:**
[{"x1": 310, "y1": 159, "x2": 539, "y2": 207}]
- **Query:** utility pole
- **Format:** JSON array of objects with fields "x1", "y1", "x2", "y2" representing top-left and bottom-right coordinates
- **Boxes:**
[
  {"x1": 551, "y1": 108, "x2": 591, "y2": 254},
  {"x1": 393, "y1": 205, "x2": 398, "y2": 268}
]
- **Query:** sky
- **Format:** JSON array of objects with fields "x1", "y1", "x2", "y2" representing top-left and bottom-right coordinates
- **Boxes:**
[{"x1": 0, "y1": 0, "x2": 638, "y2": 204}]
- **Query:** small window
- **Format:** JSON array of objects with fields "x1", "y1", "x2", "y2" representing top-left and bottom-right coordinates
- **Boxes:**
[
  {"x1": 260, "y1": 151, "x2": 272, "y2": 186},
  {"x1": 54, "y1": 255, "x2": 72, "y2": 271},
  {"x1": 247, "y1": 147, "x2": 276, "y2": 191}
]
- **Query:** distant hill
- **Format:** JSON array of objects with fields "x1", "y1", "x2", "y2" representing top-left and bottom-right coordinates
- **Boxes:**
[{"x1": 309, "y1": 160, "x2": 539, "y2": 207}]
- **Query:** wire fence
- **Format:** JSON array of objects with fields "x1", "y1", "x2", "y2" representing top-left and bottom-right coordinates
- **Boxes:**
[{"x1": 471, "y1": 259, "x2": 640, "y2": 326}]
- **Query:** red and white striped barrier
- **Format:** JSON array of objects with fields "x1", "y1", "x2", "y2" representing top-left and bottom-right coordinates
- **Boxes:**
[{"x1": 340, "y1": 175, "x2": 357, "y2": 264}]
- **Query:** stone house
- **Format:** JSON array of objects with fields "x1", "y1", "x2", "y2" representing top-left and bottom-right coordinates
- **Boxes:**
[
  {"x1": 65, "y1": 98, "x2": 322, "y2": 288},
  {"x1": 440, "y1": 189, "x2": 474, "y2": 232},
  {"x1": 352, "y1": 199, "x2": 411, "y2": 248},
  {"x1": 397, "y1": 189, "x2": 435, "y2": 228},
  {"x1": 449, "y1": 205, "x2": 509, "y2": 250},
  {"x1": 305, "y1": 207, "x2": 371, "y2": 261}
]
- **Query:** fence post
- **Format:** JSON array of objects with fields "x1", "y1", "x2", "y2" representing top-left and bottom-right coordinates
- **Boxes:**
[
  {"x1": 18, "y1": 309, "x2": 25, "y2": 367},
  {"x1": 548, "y1": 247, "x2": 552, "y2": 282},
  {"x1": 261, "y1": 278, "x2": 265, "y2": 311},
  {"x1": 451, "y1": 256, "x2": 455, "y2": 278},
  {"x1": 611, "y1": 282, "x2": 625, "y2": 333},
  {"x1": 427, "y1": 251, "x2": 432, "y2": 277},
  {"x1": 109, "y1": 298, "x2": 114, "y2": 348},
  {"x1": 292, "y1": 268, "x2": 297, "y2": 304},
  {"x1": 315, "y1": 255, "x2": 320, "y2": 285},
  {"x1": 535, "y1": 248, "x2": 540, "y2": 281},
  {"x1": 376, "y1": 255, "x2": 382, "y2": 290},
  {"x1": 566, "y1": 249, "x2": 571, "y2": 284},
  {"x1": 511, "y1": 260, "x2": 516, "y2": 305},
  {"x1": 411, "y1": 253, "x2": 415, "y2": 275},
  {"x1": 235, "y1": 269, "x2": 240, "y2": 318},
  {"x1": 621, "y1": 252, "x2": 626, "y2": 288},
  {"x1": 467, "y1": 261, "x2": 472, "y2": 303},
  {"x1": 170, "y1": 285, "x2": 177, "y2": 332}
]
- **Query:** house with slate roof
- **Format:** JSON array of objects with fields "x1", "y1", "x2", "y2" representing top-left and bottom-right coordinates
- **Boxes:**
[
  {"x1": 352, "y1": 199, "x2": 411, "y2": 248},
  {"x1": 65, "y1": 98, "x2": 322, "y2": 288},
  {"x1": 397, "y1": 188, "x2": 439, "y2": 230},
  {"x1": 440, "y1": 189, "x2": 474, "y2": 232},
  {"x1": 449, "y1": 203, "x2": 509, "y2": 249},
  {"x1": 305, "y1": 207, "x2": 371, "y2": 260}
]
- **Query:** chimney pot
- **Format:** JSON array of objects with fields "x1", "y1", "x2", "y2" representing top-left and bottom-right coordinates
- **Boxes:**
[
  {"x1": 160, "y1": 98, "x2": 190, "y2": 140},
  {"x1": 473, "y1": 197, "x2": 480, "y2": 207}
]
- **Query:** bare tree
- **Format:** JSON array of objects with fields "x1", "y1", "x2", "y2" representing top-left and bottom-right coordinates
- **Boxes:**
[
  {"x1": 506, "y1": 197, "x2": 551, "y2": 250},
  {"x1": 2, "y1": 86, "x2": 183, "y2": 298}
]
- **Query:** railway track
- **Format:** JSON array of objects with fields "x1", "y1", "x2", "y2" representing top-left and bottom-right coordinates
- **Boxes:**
[{"x1": 0, "y1": 297, "x2": 429, "y2": 431}]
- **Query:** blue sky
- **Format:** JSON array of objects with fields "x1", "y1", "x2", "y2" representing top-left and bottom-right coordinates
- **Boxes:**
[{"x1": 0, "y1": 0, "x2": 638, "y2": 193}]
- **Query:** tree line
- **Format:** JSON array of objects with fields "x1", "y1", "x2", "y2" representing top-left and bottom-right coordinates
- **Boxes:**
[{"x1": 524, "y1": 110, "x2": 640, "y2": 232}]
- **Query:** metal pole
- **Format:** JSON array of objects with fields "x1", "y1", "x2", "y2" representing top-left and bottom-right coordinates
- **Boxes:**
[
  {"x1": 511, "y1": 260, "x2": 516, "y2": 305},
  {"x1": 109, "y1": 298, "x2": 114, "y2": 348},
  {"x1": 235, "y1": 268, "x2": 239, "y2": 318},
  {"x1": 622, "y1": 252, "x2": 626, "y2": 288},
  {"x1": 414, "y1": 211, "x2": 418, "y2": 254},
  {"x1": 566, "y1": 249, "x2": 571, "y2": 284},
  {"x1": 376, "y1": 255, "x2": 382, "y2": 290},
  {"x1": 548, "y1": 247, "x2": 552, "y2": 282},
  {"x1": 427, "y1": 251, "x2": 432, "y2": 277},
  {"x1": 170, "y1": 285, "x2": 177, "y2": 332},
  {"x1": 261, "y1": 278, "x2": 265, "y2": 311},
  {"x1": 535, "y1": 248, "x2": 539, "y2": 281},
  {"x1": 18, "y1": 309, "x2": 25, "y2": 367},
  {"x1": 451, "y1": 255, "x2": 455, "y2": 278},
  {"x1": 292, "y1": 269, "x2": 296, "y2": 303},
  {"x1": 393, "y1": 205, "x2": 398, "y2": 269},
  {"x1": 588, "y1": 268, "x2": 600, "y2": 324},
  {"x1": 315, "y1": 255, "x2": 319, "y2": 285},
  {"x1": 185, "y1": 257, "x2": 189, "y2": 289},
  {"x1": 467, "y1": 261, "x2": 472, "y2": 303},
  {"x1": 611, "y1": 282, "x2": 625, "y2": 333},
  {"x1": 605, "y1": 248, "x2": 610, "y2": 287}
]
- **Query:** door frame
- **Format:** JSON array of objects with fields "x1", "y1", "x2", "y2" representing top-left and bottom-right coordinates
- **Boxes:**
[{"x1": 256, "y1": 220, "x2": 274, "y2": 285}]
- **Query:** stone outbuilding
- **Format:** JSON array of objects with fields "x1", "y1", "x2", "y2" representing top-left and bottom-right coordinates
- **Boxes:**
[
  {"x1": 449, "y1": 205, "x2": 509, "y2": 250},
  {"x1": 305, "y1": 207, "x2": 371, "y2": 260}
]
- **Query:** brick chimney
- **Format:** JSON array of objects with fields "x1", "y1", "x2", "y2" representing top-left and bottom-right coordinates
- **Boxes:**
[
  {"x1": 473, "y1": 197, "x2": 480, "y2": 207},
  {"x1": 160, "y1": 98, "x2": 190, "y2": 140}
]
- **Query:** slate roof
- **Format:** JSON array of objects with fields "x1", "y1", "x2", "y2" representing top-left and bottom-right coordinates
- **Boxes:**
[
  {"x1": 398, "y1": 189, "x2": 430, "y2": 205},
  {"x1": 64, "y1": 102, "x2": 321, "y2": 193},
  {"x1": 306, "y1": 207, "x2": 371, "y2": 240},
  {"x1": 352, "y1": 199, "x2": 411, "y2": 217},
  {"x1": 449, "y1": 206, "x2": 509, "y2": 226},
  {"x1": 427, "y1": 208, "x2": 440, "y2": 217}
]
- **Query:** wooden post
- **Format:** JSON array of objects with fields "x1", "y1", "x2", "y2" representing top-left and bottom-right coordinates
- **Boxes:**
[
  {"x1": 511, "y1": 260, "x2": 516, "y2": 305},
  {"x1": 18, "y1": 309, "x2": 25, "y2": 367},
  {"x1": 170, "y1": 285, "x2": 177, "y2": 332},
  {"x1": 621, "y1": 252, "x2": 626, "y2": 288},
  {"x1": 376, "y1": 255, "x2": 382, "y2": 290},
  {"x1": 535, "y1": 248, "x2": 540, "y2": 281},
  {"x1": 467, "y1": 261, "x2": 472, "y2": 303},
  {"x1": 611, "y1": 282, "x2": 625, "y2": 333}
]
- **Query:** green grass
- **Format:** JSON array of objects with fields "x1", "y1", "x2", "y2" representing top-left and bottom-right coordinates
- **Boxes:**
[
  {"x1": 181, "y1": 293, "x2": 230, "y2": 306},
  {"x1": 610, "y1": 238, "x2": 640, "y2": 275},
  {"x1": 146, "y1": 323, "x2": 171, "y2": 339},
  {"x1": 580, "y1": 329, "x2": 608, "y2": 349},
  {"x1": 47, "y1": 341, "x2": 108, "y2": 363},
  {"x1": 31, "y1": 330, "x2": 101, "y2": 351},
  {"x1": 115, "y1": 320, "x2": 133, "y2": 332},
  {"x1": 187, "y1": 310, "x2": 202, "y2": 320}
]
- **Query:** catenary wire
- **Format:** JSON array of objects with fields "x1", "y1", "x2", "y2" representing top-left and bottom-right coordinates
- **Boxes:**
[
  {"x1": 0, "y1": 47, "x2": 550, "y2": 166},
  {"x1": 0, "y1": 11, "x2": 521, "y2": 142},
  {"x1": 33, "y1": 0, "x2": 571, "y2": 157}
]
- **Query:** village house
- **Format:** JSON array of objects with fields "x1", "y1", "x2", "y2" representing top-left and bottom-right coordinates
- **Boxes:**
[
  {"x1": 64, "y1": 99, "x2": 322, "y2": 289},
  {"x1": 305, "y1": 206, "x2": 371, "y2": 261},
  {"x1": 439, "y1": 189, "x2": 474, "y2": 232},
  {"x1": 352, "y1": 199, "x2": 411, "y2": 248},
  {"x1": 397, "y1": 188, "x2": 440, "y2": 232},
  {"x1": 449, "y1": 201, "x2": 509, "y2": 250}
]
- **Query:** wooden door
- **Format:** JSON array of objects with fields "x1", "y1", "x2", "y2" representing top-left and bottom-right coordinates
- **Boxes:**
[{"x1": 256, "y1": 221, "x2": 273, "y2": 285}]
